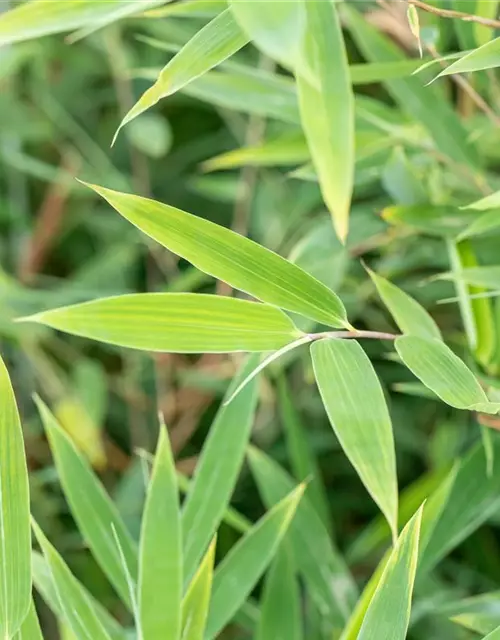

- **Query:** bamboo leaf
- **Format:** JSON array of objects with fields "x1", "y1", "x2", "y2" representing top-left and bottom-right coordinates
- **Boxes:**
[
  {"x1": 395, "y1": 335, "x2": 500, "y2": 414},
  {"x1": 465, "y1": 189, "x2": 500, "y2": 211},
  {"x1": 482, "y1": 625, "x2": 500, "y2": 639},
  {"x1": 115, "y1": 9, "x2": 249, "y2": 140},
  {"x1": 12, "y1": 601, "x2": 43, "y2": 640},
  {"x1": 438, "y1": 266, "x2": 500, "y2": 289},
  {"x1": 357, "y1": 506, "x2": 423, "y2": 640},
  {"x1": 138, "y1": 427, "x2": 182, "y2": 640},
  {"x1": 0, "y1": 356, "x2": 31, "y2": 638},
  {"x1": 368, "y1": 269, "x2": 442, "y2": 340},
  {"x1": 0, "y1": 0, "x2": 165, "y2": 46},
  {"x1": 20, "y1": 293, "x2": 301, "y2": 353},
  {"x1": 181, "y1": 538, "x2": 216, "y2": 640},
  {"x1": 81, "y1": 183, "x2": 348, "y2": 327},
  {"x1": 297, "y1": 0, "x2": 355, "y2": 242},
  {"x1": 382, "y1": 204, "x2": 480, "y2": 237},
  {"x1": 35, "y1": 397, "x2": 138, "y2": 608},
  {"x1": 458, "y1": 210, "x2": 500, "y2": 241},
  {"x1": 436, "y1": 36, "x2": 500, "y2": 77},
  {"x1": 205, "y1": 484, "x2": 304, "y2": 639},
  {"x1": 182, "y1": 356, "x2": 259, "y2": 582},
  {"x1": 255, "y1": 547, "x2": 302, "y2": 640},
  {"x1": 311, "y1": 338, "x2": 398, "y2": 539},
  {"x1": 32, "y1": 520, "x2": 113, "y2": 640}
]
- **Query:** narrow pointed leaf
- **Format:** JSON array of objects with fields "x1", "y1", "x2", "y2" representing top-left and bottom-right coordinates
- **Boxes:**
[
  {"x1": 205, "y1": 484, "x2": 304, "y2": 639},
  {"x1": 32, "y1": 520, "x2": 113, "y2": 640},
  {"x1": 181, "y1": 538, "x2": 216, "y2": 640},
  {"x1": 382, "y1": 204, "x2": 480, "y2": 237},
  {"x1": 35, "y1": 398, "x2": 138, "y2": 608},
  {"x1": 297, "y1": 0, "x2": 354, "y2": 242},
  {"x1": 436, "y1": 36, "x2": 500, "y2": 77},
  {"x1": 12, "y1": 601, "x2": 43, "y2": 640},
  {"x1": 115, "y1": 9, "x2": 249, "y2": 138},
  {"x1": 82, "y1": 183, "x2": 348, "y2": 327},
  {"x1": 229, "y1": 0, "x2": 307, "y2": 75},
  {"x1": 0, "y1": 0, "x2": 165, "y2": 46},
  {"x1": 139, "y1": 428, "x2": 182, "y2": 640},
  {"x1": 21, "y1": 293, "x2": 301, "y2": 353},
  {"x1": 248, "y1": 447, "x2": 357, "y2": 627},
  {"x1": 458, "y1": 210, "x2": 500, "y2": 241},
  {"x1": 255, "y1": 547, "x2": 302, "y2": 640},
  {"x1": 0, "y1": 356, "x2": 31, "y2": 638},
  {"x1": 368, "y1": 269, "x2": 441, "y2": 340},
  {"x1": 311, "y1": 339, "x2": 398, "y2": 538},
  {"x1": 465, "y1": 189, "x2": 500, "y2": 211},
  {"x1": 483, "y1": 626, "x2": 500, "y2": 639},
  {"x1": 396, "y1": 336, "x2": 500, "y2": 414},
  {"x1": 182, "y1": 356, "x2": 259, "y2": 581},
  {"x1": 357, "y1": 506, "x2": 423, "y2": 640},
  {"x1": 438, "y1": 266, "x2": 500, "y2": 289}
]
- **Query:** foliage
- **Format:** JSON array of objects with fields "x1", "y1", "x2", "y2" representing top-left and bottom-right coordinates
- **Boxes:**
[{"x1": 2, "y1": 0, "x2": 500, "y2": 638}]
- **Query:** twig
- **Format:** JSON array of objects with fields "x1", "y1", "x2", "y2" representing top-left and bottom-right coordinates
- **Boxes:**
[
  {"x1": 307, "y1": 330, "x2": 399, "y2": 342},
  {"x1": 407, "y1": 0, "x2": 500, "y2": 30}
]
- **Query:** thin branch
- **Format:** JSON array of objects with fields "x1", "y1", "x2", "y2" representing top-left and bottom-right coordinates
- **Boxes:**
[
  {"x1": 307, "y1": 330, "x2": 399, "y2": 342},
  {"x1": 407, "y1": 0, "x2": 500, "y2": 30}
]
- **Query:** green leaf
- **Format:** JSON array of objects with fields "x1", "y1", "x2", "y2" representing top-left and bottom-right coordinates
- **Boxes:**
[
  {"x1": 297, "y1": 0, "x2": 354, "y2": 242},
  {"x1": 311, "y1": 338, "x2": 398, "y2": 539},
  {"x1": 32, "y1": 520, "x2": 113, "y2": 640},
  {"x1": 382, "y1": 204, "x2": 480, "y2": 237},
  {"x1": 21, "y1": 293, "x2": 301, "y2": 353},
  {"x1": 350, "y1": 59, "x2": 428, "y2": 84},
  {"x1": 465, "y1": 189, "x2": 500, "y2": 211},
  {"x1": 395, "y1": 335, "x2": 500, "y2": 414},
  {"x1": 0, "y1": 0, "x2": 165, "y2": 46},
  {"x1": 368, "y1": 269, "x2": 441, "y2": 340},
  {"x1": 205, "y1": 484, "x2": 304, "y2": 639},
  {"x1": 357, "y1": 506, "x2": 423, "y2": 640},
  {"x1": 35, "y1": 397, "x2": 138, "y2": 608},
  {"x1": 345, "y1": 5, "x2": 480, "y2": 168},
  {"x1": 255, "y1": 547, "x2": 302, "y2": 640},
  {"x1": 278, "y1": 376, "x2": 331, "y2": 533},
  {"x1": 138, "y1": 427, "x2": 182, "y2": 640},
  {"x1": 181, "y1": 538, "x2": 216, "y2": 640},
  {"x1": 0, "y1": 356, "x2": 31, "y2": 638},
  {"x1": 439, "y1": 591, "x2": 500, "y2": 636},
  {"x1": 115, "y1": 9, "x2": 249, "y2": 140},
  {"x1": 438, "y1": 266, "x2": 500, "y2": 289},
  {"x1": 12, "y1": 601, "x2": 43, "y2": 640},
  {"x1": 436, "y1": 36, "x2": 500, "y2": 77},
  {"x1": 458, "y1": 210, "x2": 500, "y2": 241},
  {"x1": 229, "y1": 0, "x2": 307, "y2": 74},
  {"x1": 248, "y1": 447, "x2": 357, "y2": 628},
  {"x1": 381, "y1": 147, "x2": 427, "y2": 206},
  {"x1": 182, "y1": 355, "x2": 259, "y2": 582},
  {"x1": 82, "y1": 183, "x2": 348, "y2": 327}
]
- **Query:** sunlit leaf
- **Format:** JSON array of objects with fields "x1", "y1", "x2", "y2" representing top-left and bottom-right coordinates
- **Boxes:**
[
  {"x1": 0, "y1": 0, "x2": 165, "y2": 46},
  {"x1": 81, "y1": 183, "x2": 349, "y2": 327},
  {"x1": 115, "y1": 9, "x2": 249, "y2": 140},
  {"x1": 311, "y1": 338, "x2": 398, "y2": 539},
  {"x1": 368, "y1": 269, "x2": 441, "y2": 340},
  {"x1": 205, "y1": 484, "x2": 304, "y2": 639},
  {"x1": 465, "y1": 189, "x2": 500, "y2": 211},
  {"x1": 436, "y1": 36, "x2": 500, "y2": 77},
  {"x1": 357, "y1": 506, "x2": 423, "y2": 640},
  {"x1": 138, "y1": 427, "x2": 182, "y2": 640},
  {"x1": 181, "y1": 538, "x2": 216, "y2": 640},
  {"x1": 297, "y1": 0, "x2": 354, "y2": 242},
  {"x1": 0, "y1": 356, "x2": 31, "y2": 638},
  {"x1": 20, "y1": 294, "x2": 301, "y2": 353},
  {"x1": 12, "y1": 601, "x2": 43, "y2": 640}
]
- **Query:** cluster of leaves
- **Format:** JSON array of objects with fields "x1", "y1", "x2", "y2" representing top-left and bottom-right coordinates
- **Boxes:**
[{"x1": 2, "y1": 0, "x2": 500, "y2": 639}]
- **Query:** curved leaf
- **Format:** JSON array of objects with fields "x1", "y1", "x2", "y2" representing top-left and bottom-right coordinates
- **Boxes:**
[
  {"x1": 436, "y1": 36, "x2": 500, "y2": 77},
  {"x1": 181, "y1": 538, "x2": 216, "y2": 640}
]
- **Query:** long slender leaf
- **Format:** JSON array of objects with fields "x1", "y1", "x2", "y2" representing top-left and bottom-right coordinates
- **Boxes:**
[
  {"x1": 35, "y1": 397, "x2": 138, "y2": 608},
  {"x1": 465, "y1": 189, "x2": 500, "y2": 211},
  {"x1": 181, "y1": 538, "x2": 216, "y2": 640},
  {"x1": 138, "y1": 427, "x2": 182, "y2": 640},
  {"x1": 438, "y1": 265, "x2": 500, "y2": 289},
  {"x1": 205, "y1": 484, "x2": 304, "y2": 639},
  {"x1": 21, "y1": 293, "x2": 301, "y2": 353},
  {"x1": 0, "y1": 355, "x2": 31, "y2": 638},
  {"x1": 115, "y1": 9, "x2": 249, "y2": 140},
  {"x1": 81, "y1": 183, "x2": 348, "y2": 327},
  {"x1": 12, "y1": 601, "x2": 43, "y2": 640},
  {"x1": 182, "y1": 355, "x2": 259, "y2": 582},
  {"x1": 436, "y1": 36, "x2": 500, "y2": 77},
  {"x1": 311, "y1": 338, "x2": 398, "y2": 539},
  {"x1": 458, "y1": 210, "x2": 500, "y2": 241},
  {"x1": 297, "y1": 0, "x2": 354, "y2": 242},
  {"x1": 32, "y1": 520, "x2": 112, "y2": 640},
  {"x1": 357, "y1": 506, "x2": 423, "y2": 640}
]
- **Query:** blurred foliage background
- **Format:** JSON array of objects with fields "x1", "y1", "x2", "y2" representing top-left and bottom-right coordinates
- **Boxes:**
[{"x1": 3, "y1": 0, "x2": 500, "y2": 638}]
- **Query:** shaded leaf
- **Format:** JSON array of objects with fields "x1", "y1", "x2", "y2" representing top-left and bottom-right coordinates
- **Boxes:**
[
  {"x1": 458, "y1": 210, "x2": 500, "y2": 241},
  {"x1": 438, "y1": 265, "x2": 500, "y2": 289},
  {"x1": 382, "y1": 204, "x2": 479, "y2": 237},
  {"x1": 311, "y1": 338, "x2": 398, "y2": 538}
]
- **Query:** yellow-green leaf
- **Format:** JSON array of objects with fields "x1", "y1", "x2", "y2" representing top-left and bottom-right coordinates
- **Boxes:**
[
  {"x1": 138, "y1": 428, "x2": 182, "y2": 640},
  {"x1": 311, "y1": 339, "x2": 398, "y2": 541},
  {"x1": 82, "y1": 183, "x2": 348, "y2": 327},
  {"x1": 0, "y1": 356, "x2": 31, "y2": 638},
  {"x1": 368, "y1": 269, "x2": 442, "y2": 340},
  {"x1": 115, "y1": 8, "x2": 249, "y2": 140},
  {"x1": 181, "y1": 538, "x2": 216, "y2": 640},
  {"x1": 22, "y1": 293, "x2": 301, "y2": 353},
  {"x1": 0, "y1": 0, "x2": 165, "y2": 46},
  {"x1": 465, "y1": 189, "x2": 500, "y2": 211},
  {"x1": 357, "y1": 506, "x2": 423, "y2": 640},
  {"x1": 297, "y1": 0, "x2": 354, "y2": 242},
  {"x1": 436, "y1": 36, "x2": 500, "y2": 78},
  {"x1": 12, "y1": 600, "x2": 43, "y2": 640}
]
